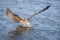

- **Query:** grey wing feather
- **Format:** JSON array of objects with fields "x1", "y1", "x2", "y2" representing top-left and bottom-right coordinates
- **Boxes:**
[{"x1": 27, "y1": 5, "x2": 51, "y2": 21}]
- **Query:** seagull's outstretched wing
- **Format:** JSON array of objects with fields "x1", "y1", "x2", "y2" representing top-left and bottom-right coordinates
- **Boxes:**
[
  {"x1": 27, "y1": 5, "x2": 51, "y2": 21},
  {"x1": 6, "y1": 8, "x2": 23, "y2": 23}
]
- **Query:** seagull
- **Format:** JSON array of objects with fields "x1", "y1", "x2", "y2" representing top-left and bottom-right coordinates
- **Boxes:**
[{"x1": 6, "y1": 5, "x2": 50, "y2": 27}]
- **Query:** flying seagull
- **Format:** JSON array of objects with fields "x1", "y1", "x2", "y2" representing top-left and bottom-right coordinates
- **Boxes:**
[{"x1": 6, "y1": 5, "x2": 50, "y2": 27}]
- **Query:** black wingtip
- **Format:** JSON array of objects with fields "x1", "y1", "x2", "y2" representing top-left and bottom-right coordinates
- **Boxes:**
[
  {"x1": 6, "y1": 8, "x2": 10, "y2": 12},
  {"x1": 46, "y1": 4, "x2": 51, "y2": 9},
  {"x1": 6, "y1": 8, "x2": 12, "y2": 14},
  {"x1": 6, "y1": 8, "x2": 12, "y2": 16},
  {"x1": 38, "y1": 4, "x2": 51, "y2": 13},
  {"x1": 44, "y1": 4, "x2": 50, "y2": 10}
]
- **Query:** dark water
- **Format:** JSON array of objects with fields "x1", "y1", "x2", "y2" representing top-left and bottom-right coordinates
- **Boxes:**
[{"x1": 0, "y1": 0, "x2": 60, "y2": 40}]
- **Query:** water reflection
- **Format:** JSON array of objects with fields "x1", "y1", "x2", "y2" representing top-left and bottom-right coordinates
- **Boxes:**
[{"x1": 6, "y1": 25, "x2": 32, "y2": 40}]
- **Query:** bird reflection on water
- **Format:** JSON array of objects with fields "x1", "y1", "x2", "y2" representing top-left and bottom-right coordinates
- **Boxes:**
[{"x1": 6, "y1": 25, "x2": 32, "y2": 40}]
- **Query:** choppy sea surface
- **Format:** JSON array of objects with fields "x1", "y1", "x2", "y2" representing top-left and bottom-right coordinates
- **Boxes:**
[{"x1": 0, "y1": 0, "x2": 60, "y2": 40}]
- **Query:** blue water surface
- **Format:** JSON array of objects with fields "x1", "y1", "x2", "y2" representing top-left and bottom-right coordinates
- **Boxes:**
[{"x1": 0, "y1": 0, "x2": 60, "y2": 40}]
